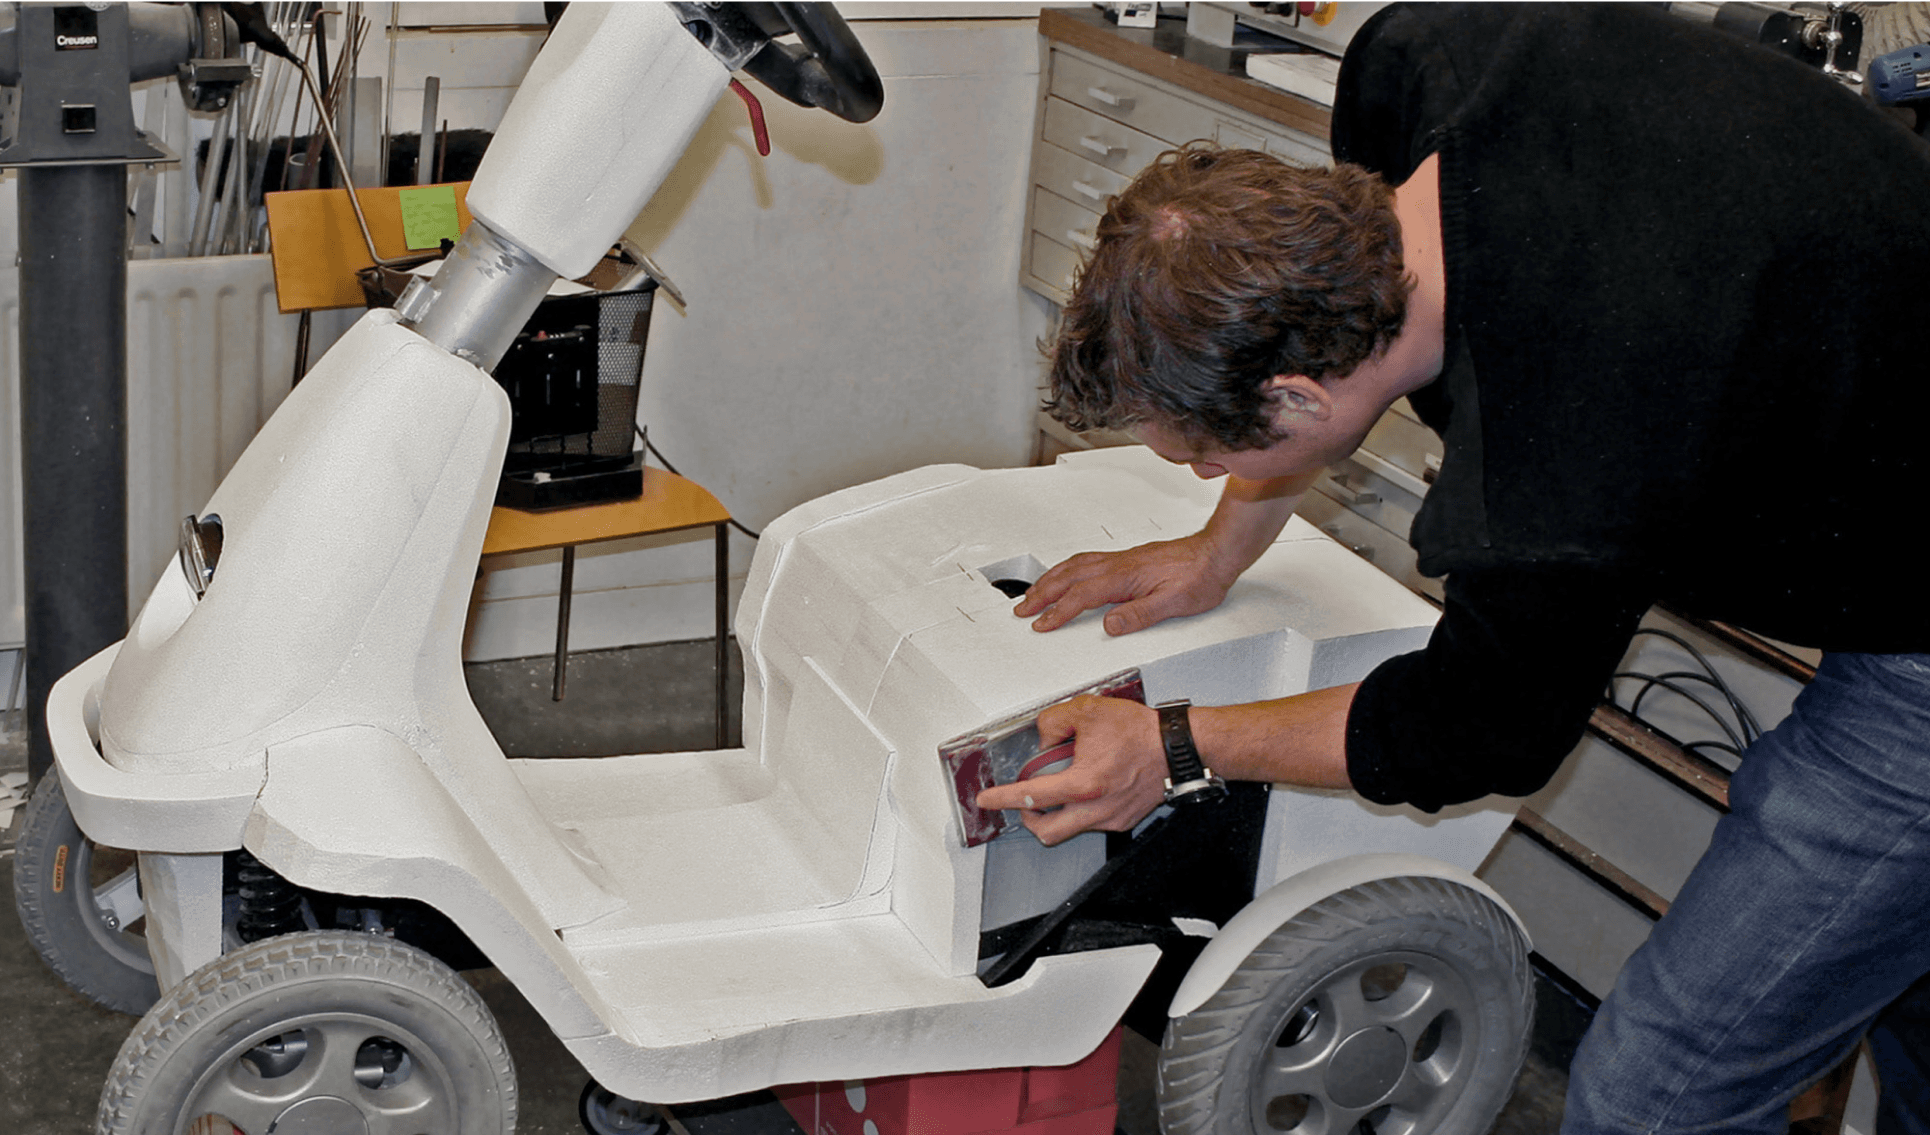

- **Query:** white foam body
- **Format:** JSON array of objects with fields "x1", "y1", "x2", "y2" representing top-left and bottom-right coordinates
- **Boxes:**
[
  {"x1": 464, "y1": 2, "x2": 732, "y2": 279},
  {"x1": 52, "y1": 323, "x2": 1510, "y2": 1098}
]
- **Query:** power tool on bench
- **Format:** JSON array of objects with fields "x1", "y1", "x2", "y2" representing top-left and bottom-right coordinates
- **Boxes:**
[{"x1": 1868, "y1": 42, "x2": 1930, "y2": 136}]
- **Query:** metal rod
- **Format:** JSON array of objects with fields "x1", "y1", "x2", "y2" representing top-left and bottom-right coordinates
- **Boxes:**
[
  {"x1": 716, "y1": 522, "x2": 728, "y2": 748},
  {"x1": 187, "y1": 106, "x2": 231, "y2": 256},
  {"x1": 291, "y1": 308, "x2": 314, "y2": 386},
  {"x1": 416, "y1": 75, "x2": 439, "y2": 184},
  {"x1": 553, "y1": 546, "x2": 575, "y2": 701},
  {"x1": 295, "y1": 57, "x2": 404, "y2": 266},
  {"x1": 215, "y1": 80, "x2": 252, "y2": 253},
  {"x1": 128, "y1": 84, "x2": 169, "y2": 258},
  {"x1": 382, "y1": 1, "x2": 400, "y2": 187}
]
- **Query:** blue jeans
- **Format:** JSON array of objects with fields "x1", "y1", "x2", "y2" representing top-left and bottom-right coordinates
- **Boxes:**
[{"x1": 1564, "y1": 651, "x2": 1930, "y2": 1134}]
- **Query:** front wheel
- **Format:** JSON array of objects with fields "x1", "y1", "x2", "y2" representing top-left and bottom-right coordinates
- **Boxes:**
[
  {"x1": 11, "y1": 774, "x2": 159, "y2": 1014},
  {"x1": 1158, "y1": 876, "x2": 1533, "y2": 1135},
  {"x1": 98, "y1": 931, "x2": 516, "y2": 1135}
]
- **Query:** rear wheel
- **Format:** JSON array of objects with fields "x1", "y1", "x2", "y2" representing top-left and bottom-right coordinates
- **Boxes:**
[
  {"x1": 11, "y1": 774, "x2": 159, "y2": 1014},
  {"x1": 580, "y1": 1081, "x2": 668, "y2": 1135},
  {"x1": 1158, "y1": 877, "x2": 1532, "y2": 1135}
]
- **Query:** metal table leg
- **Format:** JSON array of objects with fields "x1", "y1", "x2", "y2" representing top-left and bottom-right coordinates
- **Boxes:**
[
  {"x1": 553, "y1": 544, "x2": 575, "y2": 701},
  {"x1": 715, "y1": 522, "x2": 728, "y2": 748}
]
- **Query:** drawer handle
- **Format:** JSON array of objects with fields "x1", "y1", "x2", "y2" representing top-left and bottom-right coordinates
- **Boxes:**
[
  {"x1": 1066, "y1": 228, "x2": 1098, "y2": 251},
  {"x1": 1079, "y1": 135, "x2": 1125, "y2": 159},
  {"x1": 1326, "y1": 472, "x2": 1380, "y2": 507},
  {"x1": 1072, "y1": 180, "x2": 1107, "y2": 203},
  {"x1": 1320, "y1": 525, "x2": 1377, "y2": 561},
  {"x1": 1086, "y1": 86, "x2": 1135, "y2": 111}
]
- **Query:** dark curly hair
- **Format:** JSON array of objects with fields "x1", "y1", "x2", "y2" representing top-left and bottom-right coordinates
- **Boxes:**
[{"x1": 1045, "y1": 143, "x2": 1412, "y2": 451}]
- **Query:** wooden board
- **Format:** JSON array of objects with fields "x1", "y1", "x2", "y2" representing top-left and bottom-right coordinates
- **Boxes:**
[
  {"x1": 264, "y1": 182, "x2": 474, "y2": 313},
  {"x1": 481, "y1": 469, "x2": 731, "y2": 557}
]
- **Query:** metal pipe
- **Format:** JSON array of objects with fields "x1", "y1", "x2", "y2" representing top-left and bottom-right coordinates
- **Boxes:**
[
  {"x1": 186, "y1": 105, "x2": 231, "y2": 256},
  {"x1": 294, "y1": 58, "x2": 402, "y2": 267},
  {"x1": 398, "y1": 219, "x2": 556, "y2": 370},
  {"x1": 416, "y1": 75, "x2": 439, "y2": 184},
  {"x1": 19, "y1": 165, "x2": 130, "y2": 780},
  {"x1": 716, "y1": 523, "x2": 728, "y2": 748}
]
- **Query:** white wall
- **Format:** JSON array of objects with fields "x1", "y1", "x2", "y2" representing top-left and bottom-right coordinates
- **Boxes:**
[{"x1": 464, "y1": 16, "x2": 1055, "y2": 660}]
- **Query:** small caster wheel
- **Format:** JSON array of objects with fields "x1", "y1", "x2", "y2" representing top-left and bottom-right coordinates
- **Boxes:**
[{"x1": 580, "y1": 1080, "x2": 667, "y2": 1135}]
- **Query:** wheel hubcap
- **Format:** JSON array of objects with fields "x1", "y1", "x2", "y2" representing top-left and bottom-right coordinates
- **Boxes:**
[
  {"x1": 1249, "y1": 952, "x2": 1478, "y2": 1134},
  {"x1": 178, "y1": 1015, "x2": 456, "y2": 1135},
  {"x1": 1324, "y1": 1027, "x2": 1406, "y2": 1108},
  {"x1": 265, "y1": 1095, "x2": 370, "y2": 1133}
]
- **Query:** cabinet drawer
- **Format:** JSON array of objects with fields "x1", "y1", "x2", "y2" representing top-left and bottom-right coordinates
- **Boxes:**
[
  {"x1": 1043, "y1": 97, "x2": 1171, "y2": 177},
  {"x1": 1032, "y1": 185, "x2": 1102, "y2": 256},
  {"x1": 1048, "y1": 49, "x2": 1169, "y2": 136},
  {"x1": 1052, "y1": 47, "x2": 1333, "y2": 166},
  {"x1": 1358, "y1": 405, "x2": 1443, "y2": 488},
  {"x1": 1027, "y1": 230, "x2": 1083, "y2": 301},
  {"x1": 1296, "y1": 490, "x2": 1436, "y2": 599},
  {"x1": 1032, "y1": 140, "x2": 1130, "y2": 214}
]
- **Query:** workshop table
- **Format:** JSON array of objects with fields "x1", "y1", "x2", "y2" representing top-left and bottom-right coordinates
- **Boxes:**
[{"x1": 480, "y1": 469, "x2": 732, "y2": 746}]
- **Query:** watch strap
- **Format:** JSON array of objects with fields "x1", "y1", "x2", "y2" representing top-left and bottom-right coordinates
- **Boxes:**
[{"x1": 1156, "y1": 700, "x2": 1208, "y2": 786}]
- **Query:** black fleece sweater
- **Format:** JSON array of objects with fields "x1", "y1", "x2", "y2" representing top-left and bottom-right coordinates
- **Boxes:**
[{"x1": 1331, "y1": 4, "x2": 1930, "y2": 812}]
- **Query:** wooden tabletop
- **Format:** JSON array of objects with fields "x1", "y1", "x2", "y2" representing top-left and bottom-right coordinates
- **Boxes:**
[
  {"x1": 481, "y1": 468, "x2": 731, "y2": 557},
  {"x1": 1038, "y1": 8, "x2": 1334, "y2": 140},
  {"x1": 264, "y1": 181, "x2": 475, "y2": 313}
]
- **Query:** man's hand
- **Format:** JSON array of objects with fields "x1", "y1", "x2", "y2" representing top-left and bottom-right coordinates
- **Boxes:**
[
  {"x1": 974, "y1": 695, "x2": 1167, "y2": 846},
  {"x1": 1014, "y1": 533, "x2": 1234, "y2": 636}
]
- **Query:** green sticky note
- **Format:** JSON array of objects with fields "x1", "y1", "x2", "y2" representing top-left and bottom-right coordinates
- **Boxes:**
[{"x1": 398, "y1": 185, "x2": 461, "y2": 251}]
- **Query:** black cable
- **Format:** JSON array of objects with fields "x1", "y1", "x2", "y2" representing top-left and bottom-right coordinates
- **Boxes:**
[
  {"x1": 1623, "y1": 669, "x2": 1758, "y2": 746},
  {"x1": 1624, "y1": 628, "x2": 1764, "y2": 741},
  {"x1": 635, "y1": 424, "x2": 762, "y2": 540},
  {"x1": 1611, "y1": 672, "x2": 1747, "y2": 752},
  {"x1": 1683, "y1": 740, "x2": 1743, "y2": 760}
]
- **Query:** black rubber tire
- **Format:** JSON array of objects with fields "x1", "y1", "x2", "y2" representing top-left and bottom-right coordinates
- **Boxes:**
[
  {"x1": 579, "y1": 1080, "x2": 667, "y2": 1135},
  {"x1": 11, "y1": 774, "x2": 160, "y2": 1014},
  {"x1": 1158, "y1": 876, "x2": 1533, "y2": 1135},
  {"x1": 98, "y1": 930, "x2": 516, "y2": 1135}
]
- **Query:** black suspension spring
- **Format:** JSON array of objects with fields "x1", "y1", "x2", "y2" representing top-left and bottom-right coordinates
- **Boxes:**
[{"x1": 234, "y1": 849, "x2": 307, "y2": 942}]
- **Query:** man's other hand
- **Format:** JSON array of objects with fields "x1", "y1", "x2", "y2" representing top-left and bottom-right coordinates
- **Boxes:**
[
  {"x1": 973, "y1": 695, "x2": 1166, "y2": 846},
  {"x1": 1014, "y1": 533, "x2": 1234, "y2": 635}
]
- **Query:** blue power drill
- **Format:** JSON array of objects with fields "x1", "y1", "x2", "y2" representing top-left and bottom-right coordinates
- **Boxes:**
[{"x1": 1868, "y1": 43, "x2": 1930, "y2": 135}]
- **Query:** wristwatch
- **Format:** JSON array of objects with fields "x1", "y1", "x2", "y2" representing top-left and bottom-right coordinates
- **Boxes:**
[{"x1": 1155, "y1": 700, "x2": 1229, "y2": 806}]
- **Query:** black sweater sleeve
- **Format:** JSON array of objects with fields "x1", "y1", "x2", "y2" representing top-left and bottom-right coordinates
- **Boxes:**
[{"x1": 1345, "y1": 566, "x2": 1650, "y2": 813}]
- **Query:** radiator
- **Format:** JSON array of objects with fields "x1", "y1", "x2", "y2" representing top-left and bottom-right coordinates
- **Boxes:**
[{"x1": 0, "y1": 255, "x2": 355, "y2": 645}]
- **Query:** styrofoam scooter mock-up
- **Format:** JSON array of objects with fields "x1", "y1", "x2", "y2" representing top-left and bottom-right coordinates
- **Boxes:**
[{"x1": 41, "y1": 5, "x2": 1533, "y2": 1133}]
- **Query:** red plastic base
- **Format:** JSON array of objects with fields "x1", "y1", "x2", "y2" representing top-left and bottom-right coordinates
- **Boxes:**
[{"x1": 774, "y1": 1028, "x2": 1124, "y2": 1135}]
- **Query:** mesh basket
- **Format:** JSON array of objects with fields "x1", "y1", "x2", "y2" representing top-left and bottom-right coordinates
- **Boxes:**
[{"x1": 492, "y1": 283, "x2": 656, "y2": 507}]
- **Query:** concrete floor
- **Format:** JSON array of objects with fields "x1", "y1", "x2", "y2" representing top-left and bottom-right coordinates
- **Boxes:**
[{"x1": 0, "y1": 641, "x2": 1581, "y2": 1134}]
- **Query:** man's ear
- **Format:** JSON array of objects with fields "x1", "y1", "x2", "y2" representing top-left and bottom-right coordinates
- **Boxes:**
[{"x1": 1262, "y1": 375, "x2": 1335, "y2": 425}]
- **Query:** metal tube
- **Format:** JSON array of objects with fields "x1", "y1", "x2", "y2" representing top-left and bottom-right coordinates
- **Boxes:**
[
  {"x1": 20, "y1": 165, "x2": 130, "y2": 781},
  {"x1": 295, "y1": 61, "x2": 383, "y2": 261},
  {"x1": 553, "y1": 546, "x2": 575, "y2": 702},
  {"x1": 400, "y1": 219, "x2": 556, "y2": 370},
  {"x1": 417, "y1": 75, "x2": 439, "y2": 184},
  {"x1": 187, "y1": 106, "x2": 230, "y2": 256},
  {"x1": 716, "y1": 522, "x2": 728, "y2": 748}
]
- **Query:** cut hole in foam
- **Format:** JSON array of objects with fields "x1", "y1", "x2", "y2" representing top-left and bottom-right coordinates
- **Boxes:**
[{"x1": 979, "y1": 553, "x2": 1046, "y2": 598}]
